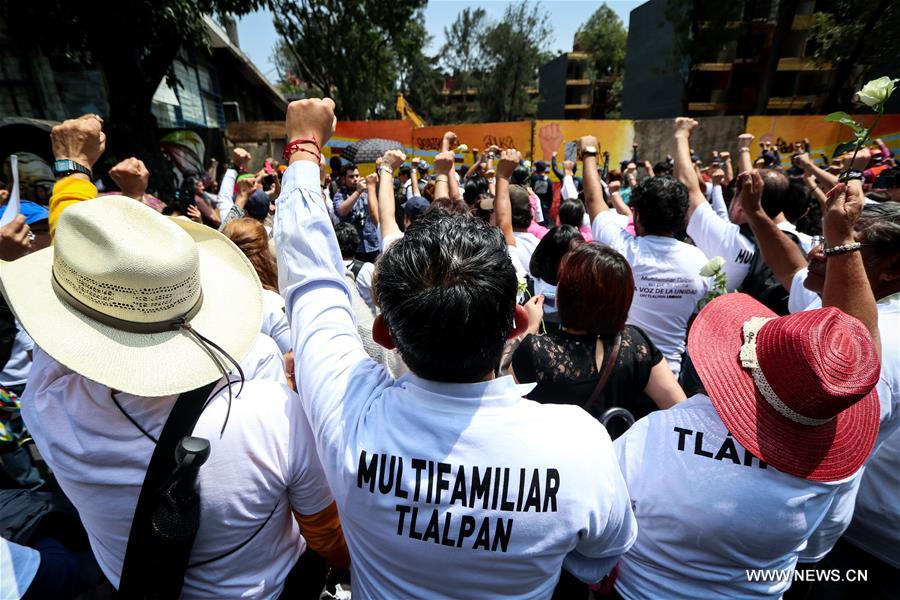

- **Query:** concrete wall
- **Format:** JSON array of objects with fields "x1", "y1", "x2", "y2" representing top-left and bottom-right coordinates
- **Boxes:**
[{"x1": 634, "y1": 116, "x2": 746, "y2": 163}]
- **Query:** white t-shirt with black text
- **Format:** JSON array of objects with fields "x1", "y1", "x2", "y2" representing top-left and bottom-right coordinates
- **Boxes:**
[
  {"x1": 593, "y1": 211, "x2": 710, "y2": 374},
  {"x1": 687, "y1": 202, "x2": 755, "y2": 292}
]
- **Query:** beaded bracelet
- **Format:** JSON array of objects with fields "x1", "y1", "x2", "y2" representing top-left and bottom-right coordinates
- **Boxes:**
[{"x1": 823, "y1": 242, "x2": 862, "y2": 257}]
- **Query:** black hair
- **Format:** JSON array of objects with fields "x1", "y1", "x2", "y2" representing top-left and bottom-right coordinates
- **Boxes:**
[
  {"x1": 758, "y1": 168, "x2": 791, "y2": 219},
  {"x1": 629, "y1": 176, "x2": 689, "y2": 236},
  {"x1": 511, "y1": 166, "x2": 529, "y2": 185},
  {"x1": 653, "y1": 161, "x2": 673, "y2": 176},
  {"x1": 857, "y1": 202, "x2": 900, "y2": 258},
  {"x1": 399, "y1": 165, "x2": 412, "y2": 177},
  {"x1": 558, "y1": 199, "x2": 585, "y2": 228},
  {"x1": 341, "y1": 163, "x2": 358, "y2": 177},
  {"x1": 374, "y1": 211, "x2": 518, "y2": 382},
  {"x1": 781, "y1": 182, "x2": 812, "y2": 223},
  {"x1": 529, "y1": 225, "x2": 585, "y2": 285},
  {"x1": 334, "y1": 222, "x2": 360, "y2": 258},
  {"x1": 329, "y1": 156, "x2": 342, "y2": 171}
]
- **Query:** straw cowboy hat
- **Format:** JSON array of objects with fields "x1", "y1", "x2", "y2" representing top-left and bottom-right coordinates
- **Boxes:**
[
  {"x1": 0, "y1": 195, "x2": 263, "y2": 397},
  {"x1": 689, "y1": 293, "x2": 880, "y2": 482}
]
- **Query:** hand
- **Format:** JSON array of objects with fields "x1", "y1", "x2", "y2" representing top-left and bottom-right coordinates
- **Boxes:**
[
  {"x1": 237, "y1": 176, "x2": 258, "y2": 196},
  {"x1": 538, "y1": 123, "x2": 564, "y2": 160},
  {"x1": 793, "y1": 152, "x2": 812, "y2": 169},
  {"x1": 719, "y1": 151, "x2": 731, "y2": 160},
  {"x1": 673, "y1": 117, "x2": 698, "y2": 139},
  {"x1": 375, "y1": 156, "x2": 382, "y2": 168},
  {"x1": 365, "y1": 173, "x2": 378, "y2": 186},
  {"x1": 285, "y1": 97, "x2": 337, "y2": 158},
  {"x1": 186, "y1": 204, "x2": 203, "y2": 223},
  {"x1": 496, "y1": 149, "x2": 521, "y2": 180},
  {"x1": 382, "y1": 149, "x2": 405, "y2": 170},
  {"x1": 441, "y1": 131, "x2": 459, "y2": 152},
  {"x1": 632, "y1": 142, "x2": 639, "y2": 149},
  {"x1": 824, "y1": 180, "x2": 864, "y2": 245},
  {"x1": 231, "y1": 148, "x2": 251, "y2": 169},
  {"x1": 577, "y1": 135, "x2": 598, "y2": 159},
  {"x1": 433, "y1": 151, "x2": 455, "y2": 175},
  {"x1": 625, "y1": 162, "x2": 637, "y2": 172},
  {"x1": 51, "y1": 114, "x2": 106, "y2": 169},
  {"x1": 710, "y1": 168, "x2": 725, "y2": 186},
  {"x1": 109, "y1": 157, "x2": 150, "y2": 200},
  {"x1": 411, "y1": 157, "x2": 420, "y2": 166},
  {"x1": 608, "y1": 180, "x2": 622, "y2": 193},
  {"x1": 523, "y1": 295, "x2": 545, "y2": 333},
  {"x1": 355, "y1": 179, "x2": 367, "y2": 193},
  {"x1": 0, "y1": 215, "x2": 33, "y2": 261},
  {"x1": 849, "y1": 146, "x2": 871, "y2": 171},
  {"x1": 563, "y1": 160, "x2": 575, "y2": 176},
  {"x1": 737, "y1": 133, "x2": 755, "y2": 150},
  {"x1": 736, "y1": 170, "x2": 764, "y2": 216}
]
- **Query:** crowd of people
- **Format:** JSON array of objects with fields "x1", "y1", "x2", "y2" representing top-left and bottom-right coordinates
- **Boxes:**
[{"x1": 0, "y1": 97, "x2": 897, "y2": 600}]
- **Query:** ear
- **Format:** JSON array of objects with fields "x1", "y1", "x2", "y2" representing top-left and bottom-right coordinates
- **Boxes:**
[
  {"x1": 372, "y1": 314, "x2": 396, "y2": 350},
  {"x1": 508, "y1": 304, "x2": 529, "y2": 340}
]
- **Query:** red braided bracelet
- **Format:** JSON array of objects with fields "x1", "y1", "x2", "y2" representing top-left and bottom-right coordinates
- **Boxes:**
[{"x1": 283, "y1": 136, "x2": 321, "y2": 162}]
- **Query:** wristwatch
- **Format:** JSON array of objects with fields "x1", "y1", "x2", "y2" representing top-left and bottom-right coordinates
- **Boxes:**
[
  {"x1": 841, "y1": 169, "x2": 865, "y2": 182},
  {"x1": 53, "y1": 159, "x2": 92, "y2": 179},
  {"x1": 580, "y1": 146, "x2": 598, "y2": 159}
]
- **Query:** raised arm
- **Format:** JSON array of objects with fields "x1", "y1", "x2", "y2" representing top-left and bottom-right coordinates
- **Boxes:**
[
  {"x1": 365, "y1": 173, "x2": 379, "y2": 226},
  {"x1": 739, "y1": 170, "x2": 808, "y2": 290},
  {"x1": 48, "y1": 114, "x2": 106, "y2": 238},
  {"x1": 608, "y1": 181, "x2": 632, "y2": 218},
  {"x1": 494, "y1": 149, "x2": 520, "y2": 247},
  {"x1": 576, "y1": 135, "x2": 606, "y2": 223},
  {"x1": 736, "y1": 134, "x2": 754, "y2": 175},
  {"x1": 275, "y1": 98, "x2": 380, "y2": 466},
  {"x1": 109, "y1": 157, "x2": 149, "y2": 201},
  {"x1": 720, "y1": 151, "x2": 734, "y2": 185},
  {"x1": 673, "y1": 117, "x2": 705, "y2": 219},
  {"x1": 551, "y1": 153, "x2": 564, "y2": 181},
  {"x1": 377, "y1": 150, "x2": 405, "y2": 242},
  {"x1": 217, "y1": 148, "x2": 250, "y2": 222},
  {"x1": 433, "y1": 151, "x2": 455, "y2": 200},
  {"x1": 822, "y1": 180, "x2": 880, "y2": 356},
  {"x1": 796, "y1": 152, "x2": 838, "y2": 189},
  {"x1": 410, "y1": 158, "x2": 421, "y2": 197}
]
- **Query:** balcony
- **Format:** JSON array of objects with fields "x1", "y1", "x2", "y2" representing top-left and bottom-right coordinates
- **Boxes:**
[
  {"x1": 564, "y1": 103, "x2": 592, "y2": 110},
  {"x1": 777, "y1": 57, "x2": 832, "y2": 71},
  {"x1": 693, "y1": 63, "x2": 734, "y2": 72},
  {"x1": 566, "y1": 79, "x2": 592, "y2": 86},
  {"x1": 688, "y1": 102, "x2": 729, "y2": 112}
]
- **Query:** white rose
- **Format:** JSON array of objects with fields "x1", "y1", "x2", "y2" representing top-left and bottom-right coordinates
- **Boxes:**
[
  {"x1": 523, "y1": 160, "x2": 532, "y2": 169},
  {"x1": 855, "y1": 77, "x2": 899, "y2": 108},
  {"x1": 699, "y1": 256, "x2": 725, "y2": 277}
]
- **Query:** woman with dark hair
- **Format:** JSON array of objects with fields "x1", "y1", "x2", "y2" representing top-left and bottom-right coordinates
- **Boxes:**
[
  {"x1": 528, "y1": 225, "x2": 584, "y2": 329},
  {"x1": 557, "y1": 198, "x2": 593, "y2": 241},
  {"x1": 513, "y1": 242, "x2": 685, "y2": 428}
]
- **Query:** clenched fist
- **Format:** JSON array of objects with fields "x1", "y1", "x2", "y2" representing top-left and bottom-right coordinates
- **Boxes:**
[
  {"x1": 737, "y1": 133, "x2": 755, "y2": 150},
  {"x1": 51, "y1": 114, "x2": 106, "y2": 172},
  {"x1": 231, "y1": 148, "x2": 252, "y2": 169},
  {"x1": 286, "y1": 98, "x2": 336, "y2": 163},
  {"x1": 673, "y1": 117, "x2": 698, "y2": 139},
  {"x1": 109, "y1": 157, "x2": 149, "y2": 200},
  {"x1": 433, "y1": 151, "x2": 456, "y2": 176},
  {"x1": 381, "y1": 150, "x2": 406, "y2": 170},
  {"x1": 496, "y1": 149, "x2": 522, "y2": 180}
]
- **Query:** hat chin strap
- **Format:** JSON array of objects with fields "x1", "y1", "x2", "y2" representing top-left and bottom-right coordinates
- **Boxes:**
[{"x1": 740, "y1": 316, "x2": 833, "y2": 427}]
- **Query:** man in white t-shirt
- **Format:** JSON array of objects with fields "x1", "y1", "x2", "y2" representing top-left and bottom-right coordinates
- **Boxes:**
[
  {"x1": 582, "y1": 135, "x2": 710, "y2": 375},
  {"x1": 674, "y1": 120, "x2": 807, "y2": 315},
  {"x1": 3, "y1": 114, "x2": 348, "y2": 598},
  {"x1": 614, "y1": 183, "x2": 885, "y2": 597},
  {"x1": 276, "y1": 99, "x2": 636, "y2": 598},
  {"x1": 510, "y1": 184, "x2": 542, "y2": 274}
]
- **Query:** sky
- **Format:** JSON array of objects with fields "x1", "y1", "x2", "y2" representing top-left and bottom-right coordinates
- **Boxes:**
[{"x1": 236, "y1": 0, "x2": 645, "y2": 84}]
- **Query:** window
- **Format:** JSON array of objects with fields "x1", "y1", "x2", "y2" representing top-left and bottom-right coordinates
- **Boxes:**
[{"x1": 0, "y1": 48, "x2": 38, "y2": 118}]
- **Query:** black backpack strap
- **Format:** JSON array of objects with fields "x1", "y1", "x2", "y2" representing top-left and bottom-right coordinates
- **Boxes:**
[
  {"x1": 117, "y1": 380, "x2": 217, "y2": 598},
  {"x1": 349, "y1": 259, "x2": 365, "y2": 280}
]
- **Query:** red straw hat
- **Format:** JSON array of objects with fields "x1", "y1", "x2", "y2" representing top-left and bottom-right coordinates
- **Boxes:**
[{"x1": 689, "y1": 293, "x2": 880, "y2": 482}]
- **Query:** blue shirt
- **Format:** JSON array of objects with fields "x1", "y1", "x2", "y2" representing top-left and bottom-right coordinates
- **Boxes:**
[{"x1": 332, "y1": 187, "x2": 380, "y2": 254}]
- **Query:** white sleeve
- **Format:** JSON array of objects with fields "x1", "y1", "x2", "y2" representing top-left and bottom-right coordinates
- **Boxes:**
[
  {"x1": 532, "y1": 194, "x2": 545, "y2": 224},
  {"x1": 382, "y1": 231, "x2": 404, "y2": 252},
  {"x1": 286, "y1": 395, "x2": 336, "y2": 515},
  {"x1": 355, "y1": 262, "x2": 376, "y2": 312},
  {"x1": 800, "y1": 476, "x2": 863, "y2": 562},
  {"x1": 562, "y1": 175, "x2": 578, "y2": 200},
  {"x1": 217, "y1": 168, "x2": 238, "y2": 223},
  {"x1": 686, "y1": 202, "x2": 755, "y2": 292},
  {"x1": 710, "y1": 185, "x2": 729, "y2": 221},
  {"x1": 591, "y1": 211, "x2": 634, "y2": 257},
  {"x1": 238, "y1": 333, "x2": 287, "y2": 385},
  {"x1": 788, "y1": 268, "x2": 821, "y2": 314},
  {"x1": 274, "y1": 161, "x2": 392, "y2": 478}
]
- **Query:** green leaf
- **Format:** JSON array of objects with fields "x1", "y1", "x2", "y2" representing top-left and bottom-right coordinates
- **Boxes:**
[
  {"x1": 831, "y1": 140, "x2": 858, "y2": 159},
  {"x1": 824, "y1": 112, "x2": 864, "y2": 133}
]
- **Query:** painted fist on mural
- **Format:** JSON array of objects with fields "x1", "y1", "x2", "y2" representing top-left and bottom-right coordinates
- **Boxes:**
[{"x1": 538, "y1": 123, "x2": 564, "y2": 161}]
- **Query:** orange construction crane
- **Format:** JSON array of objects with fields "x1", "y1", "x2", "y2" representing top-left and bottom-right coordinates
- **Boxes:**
[{"x1": 396, "y1": 93, "x2": 426, "y2": 128}]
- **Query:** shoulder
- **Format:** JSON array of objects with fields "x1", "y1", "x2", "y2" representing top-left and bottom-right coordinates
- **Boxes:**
[{"x1": 262, "y1": 289, "x2": 286, "y2": 312}]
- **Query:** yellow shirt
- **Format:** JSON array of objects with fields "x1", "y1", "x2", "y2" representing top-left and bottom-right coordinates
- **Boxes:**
[{"x1": 49, "y1": 177, "x2": 97, "y2": 240}]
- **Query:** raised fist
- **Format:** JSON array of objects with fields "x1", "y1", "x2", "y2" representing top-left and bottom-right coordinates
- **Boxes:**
[
  {"x1": 433, "y1": 151, "x2": 456, "y2": 175},
  {"x1": 286, "y1": 97, "x2": 337, "y2": 156},
  {"x1": 382, "y1": 149, "x2": 406, "y2": 170},
  {"x1": 51, "y1": 114, "x2": 106, "y2": 169},
  {"x1": 673, "y1": 117, "x2": 698, "y2": 138},
  {"x1": 365, "y1": 173, "x2": 378, "y2": 186},
  {"x1": 824, "y1": 180, "x2": 864, "y2": 245},
  {"x1": 737, "y1": 134, "x2": 755, "y2": 150},
  {"x1": 577, "y1": 135, "x2": 599, "y2": 157},
  {"x1": 231, "y1": 147, "x2": 251, "y2": 169},
  {"x1": 0, "y1": 215, "x2": 33, "y2": 261},
  {"x1": 441, "y1": 131, "x2": 459, "y2": 152},
  {"x1": 538, "y1": 123, "x2": 564, "y2": 160},
  {"x1": 496, "y1": 149, "x2": 521, "y2": 180},
  {"x1": 109, "y1": 157, "x2": 150, "y2": 200}
]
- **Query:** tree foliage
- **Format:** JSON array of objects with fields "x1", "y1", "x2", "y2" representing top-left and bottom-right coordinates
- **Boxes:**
[
  {"x1": 270, "y1": 0, "x2": 427, "y2": 120},
  {"x1": 476, "y1": 2, "x2": 552, "y2": 122},
  {"x1": 576, "y1": 3, "x2": 628, "y2": 117},
  {"x1": 439, "y1": 7, "x2": 487, "y2": 90}
]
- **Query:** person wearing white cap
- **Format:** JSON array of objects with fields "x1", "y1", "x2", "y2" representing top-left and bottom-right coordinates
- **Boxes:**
[{"x1": 1, "y1": 114, "x2": 348, "y2": 597}]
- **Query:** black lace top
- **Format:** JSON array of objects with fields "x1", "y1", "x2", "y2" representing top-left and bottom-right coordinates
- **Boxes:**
[{"x1": 511, "y1": 325, "x2": 664, "y2": 422}]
